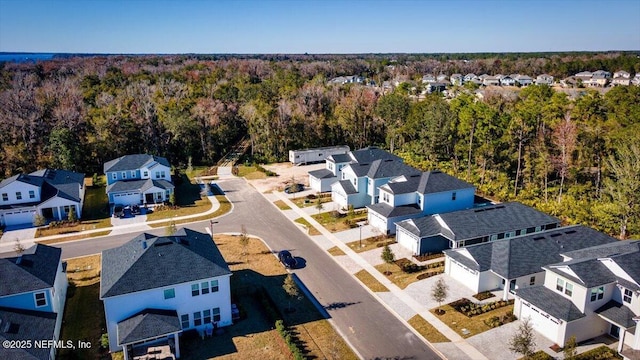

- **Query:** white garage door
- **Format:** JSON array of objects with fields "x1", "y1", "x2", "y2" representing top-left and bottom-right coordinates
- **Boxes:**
[
  {"x1": 520, "y1": 302, "x2": 560, "y2": 342},
  {"x1": 3, "y1": 210, "x2": 36, "y2": 226},
  {"x1": 368, "y1": 212, "x2": 387, "y2": 234},
  {"x1": 448, "y1": 259, "x2": 480, "y2": 292},
  {"x1": 397, "y1": 231, "x2": 418, "y2": 255},
  {"x1": 113, "y1": 192, "x2": 141, "y2": 205}
]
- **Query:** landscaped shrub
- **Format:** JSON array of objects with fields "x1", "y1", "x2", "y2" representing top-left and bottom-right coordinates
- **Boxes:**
[
  {"x1": 473, "y1": 291, "x2": 495, "y2": 301},
  {"x1": 522, "y1": 350, "x2": 554, "y2": 360},
  {"x1": 275, "y1": 320, "x2": 306, "y2": 360},
  {"x1": 450, "y1": 298, "x2": 514, "y2": 318},
  {"x1": 413, "y1": 252, "x2": 445, "y2": 262},
  {"x1": 574, "y1": 345, "x2": 622, "y2": 360},
  {"x1": 395, "y1": 258, "x2": 426, "y2": 273},
  {"x1": 416, "y1": 269, "x2": 444, "y2": 280}
]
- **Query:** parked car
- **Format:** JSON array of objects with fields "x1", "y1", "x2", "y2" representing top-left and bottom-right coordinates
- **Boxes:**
[
  {"x1": 278, "y1": 250, "x2": 298, "y2": 269},
  {"x1": 284, "y1": 183, "x2": 304, "y2": 194},
  {"x1": 122, "y1": 206, "x2": 133, "y2": 218},
  {"x1": 113, "y1": 205, "x2": 124, "y2": 218}
]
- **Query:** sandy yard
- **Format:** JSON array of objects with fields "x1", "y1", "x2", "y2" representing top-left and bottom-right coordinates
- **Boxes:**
[{"x1": 246, "y1": 162, "x2": 325, "y2": 193}]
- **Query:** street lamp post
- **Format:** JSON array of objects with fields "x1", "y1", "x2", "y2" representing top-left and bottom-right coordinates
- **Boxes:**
[
  {"x1": 210, "y1": 220, "x2": 218, "y2": 239},
  {"x1": 359, "y1": 223, "x2": 363, "y2": 248}
]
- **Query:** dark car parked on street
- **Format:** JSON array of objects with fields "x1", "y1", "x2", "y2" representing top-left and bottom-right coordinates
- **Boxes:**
[{"x1": 278, "y1": 250, "x2": 298, "y2": 269}]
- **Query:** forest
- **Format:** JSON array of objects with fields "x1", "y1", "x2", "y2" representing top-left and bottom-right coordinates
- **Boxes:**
[{"x1": 0, "y1": 52, "x2": 639, "y2": 239}]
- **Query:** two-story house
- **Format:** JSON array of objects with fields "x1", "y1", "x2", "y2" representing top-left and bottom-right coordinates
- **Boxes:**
[
  {"x1": 0, "y1": 244, "x2": 68, "y2": 360},
  {"x1": 450, "y1": 74, "x2": 463, "y2": 86},
  {"x1": 500, "y1": 75, "x2": 516, "y2": 86},
  {"x1": 100, "y1": 228, "x2": 232, "y2": 359},
  {"x1": 514, "y1": 240, "x2": 640, "y2": 359},
  {"x1": 398, "y1": 201, "x2": 560, "y2": 255},
  {"x1": 0, "y1": 169, "x2": 85, "y2": 228},
  {"x1": 515, "y1": 74, "x2": 533, "y2": 86},
  {"x1": 535, "y1": 74, "x2": 554, "y2": 86},
  {"x1": 366, "y1": 171, "x2": 475, "y2": 236},
  {"x1": 331, "y1": 154, "x2": 419, "y2": 210},
  {"x1": 445, "y1": 225, "x2": 616, "y2": 301},
  {"x1": 104, "y1": 154, "x2": 174, "y2": 207}
]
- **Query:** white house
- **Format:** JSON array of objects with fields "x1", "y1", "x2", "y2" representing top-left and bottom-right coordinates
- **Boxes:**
[
  {"x1": 450, "y1": 74, "x2": 463, "y2": 86},
  {"x1": 0, "y1": 169, "x2": 85, "y2": 228},
  {"x1": 398, "y1": 201, "x2": 560, "y2": 255},
  {"x1": 100, "y1": 228, "x2": 233, "y2": 359},
  {"x1": 331, "y1": 149, "x2": 419, "y2": 210},
  {"x1": 513, "y1": 240, "x2": 640, "y2": 358},
  {"x1": 0, "y1": 244, "x2": 68, "y2": 360},
  {"x1": 515, "y1": 74, "x2": 533, "y2": 86},
  {"x1": 104, "y1": 154, "x2": 174, "y2": 206},
  {"x1": 444, "y1": 225, "x2": 616, "y2": 301},
  {"x1": 289, "y1": 145, "x2": 349, "y2": 166},
  {"x1": 500, "y1": 75, "x2": 516, "y2": 86},
  {"x1": 366, "y1": 171, "x2": 475, "y2": 235},
  {"x1": 535, "y1": 74, "x2": 554, "y2": 86}
]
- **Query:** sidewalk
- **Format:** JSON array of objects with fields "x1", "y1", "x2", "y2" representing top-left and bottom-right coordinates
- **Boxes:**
[
  {"x1": 0, "y1": 195, "x2": 221, "y2": 254},
  {"x1": 270, "y1": 191, "x2": 489, "y2": 360}
]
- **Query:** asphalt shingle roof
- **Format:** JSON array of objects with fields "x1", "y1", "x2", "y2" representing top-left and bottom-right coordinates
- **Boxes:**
[
  {"x1": 334, "y1": 180, "x2": 358, "y2": 195},
  {"x1": 611, "y1": 251, "x2": 640, "y2": 285},
  {"x1": 0, "y1": 244, "x2": 61, "y2": 297},
  {"x1": 327, "y1": 153, "x2": 351, "y2": 163},
  {"x1": 546, "y1": 258, "x2": 618, "y2": 288},
  {"x1": 117, "y1": 309, "x2": 181, "y2": 345},
  {"x1": 595, "y1": 300, "x2": 639, "y2": 329},
  {"x1": 367, "y1": 159, "x2": 420, "y2": 179},
  {"x1": 308, "y1": 169, "x2": 335, "y2": 179},
  {"x1": 367, "y1": 203, "x2": 422, "y2": 218},
  {"x1": 561, "y1": 240, "x2": 640, "y2": 260},
  {"x1": 516, "y1": 286, "x2": 585, "y2": 322},
  {"x1": 349, "y1": 147, "x2": 400, "y2": 164},
  {"x1": 100, "y1": 228, "x2": 231, "y2": 298},
  {"x1": 0, "y1": 169, "x2": 84, "y2": 206},
  {"x1": 103, "y1": 154, "x2": 170, "y2": 173},
  {"x1": 0, "y1": 307, "x2": 57, "y2": 360},
  {"x1": 397, "y1": 216, "x2": 454, "y2": 239},
  {"x1": 106, "y1": 179, "x2": 174, "y2": 193}
]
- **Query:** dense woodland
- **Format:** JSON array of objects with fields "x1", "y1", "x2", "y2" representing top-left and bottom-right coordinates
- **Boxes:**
[{"x1": 0, "y1": 53, "x2": 639, "y2": 238}]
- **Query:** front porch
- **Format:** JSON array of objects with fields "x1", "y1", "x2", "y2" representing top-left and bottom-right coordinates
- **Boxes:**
[{"x1": 118, "y1": 309, "x2": 182, "y2": 360}]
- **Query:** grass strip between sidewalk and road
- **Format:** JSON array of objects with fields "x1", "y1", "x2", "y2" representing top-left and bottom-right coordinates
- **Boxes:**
[
  {"x1": 149, "y1": 195, "x2": 231, "y2": 228},
  {"x1": 293, "y1": 217, "x2": 322, "y2": 235},
  {"x1": 327, "y1": 246, "x2": 346, "y2": 256},
  {"x1": 354, "y1": 269, "x2": 389, "y2": 292},
  {"x1": 408, "y1": 315, "x2": 450, "y2": 343}
]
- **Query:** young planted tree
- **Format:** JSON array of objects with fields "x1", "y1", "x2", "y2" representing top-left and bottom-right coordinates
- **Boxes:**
[
  {"x1": 283, "y1": 273, "x2": 301, "y2": 312},
  {"x1": 165, "y1": 221, "x2": 177, "y2": 236},
  {"x1": 315, "y1": 194, "x2": 324, "y2": 214},
  {"x1": 509, "y1": 317, "x2": 536, "y2": 359},
  {"x1": 563, "y1": 335, "x2": 577, "y2": 360},
  {"x1": 381, "y1": 244, "x2": 395, "y2": 275},
  {"x1": 431, "y1": 278, "x2": 449, "y2": 315},
  {"x1": 239, "y1": 224, "x2": 249, "y2": 259}
]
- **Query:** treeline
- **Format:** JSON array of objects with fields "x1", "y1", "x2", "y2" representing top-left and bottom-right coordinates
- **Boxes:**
[{"x1": 0, "y1": 54, "x2": 638, "y2": 238}]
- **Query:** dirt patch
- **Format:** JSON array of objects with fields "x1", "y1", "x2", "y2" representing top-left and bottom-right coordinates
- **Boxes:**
[{"x1": 246, "y1": 163, "x2": 325, "y2": 193}]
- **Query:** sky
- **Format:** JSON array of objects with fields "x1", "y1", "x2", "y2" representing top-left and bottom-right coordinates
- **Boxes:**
[{"x1": 0, "y1": 0, "x2": 639, "y2": 54}]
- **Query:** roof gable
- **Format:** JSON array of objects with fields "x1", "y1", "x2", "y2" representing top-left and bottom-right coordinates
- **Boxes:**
[
  {"x1": 101, "y1": 228, "x2": 231, "y2": 298},
  {"x1": 104, "y1": 154, "x2": 170, "y2": 173},
  {"x1": 0, "y1": 244, "x2": 61, "y2": 296}
]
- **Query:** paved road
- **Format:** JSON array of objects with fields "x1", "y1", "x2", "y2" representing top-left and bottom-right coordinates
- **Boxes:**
[{"x1": 58, "y1": 177, "x2": 441, "y2": 360}]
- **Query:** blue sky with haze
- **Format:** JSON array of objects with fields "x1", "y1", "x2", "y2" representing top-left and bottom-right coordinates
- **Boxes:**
[{"x1": 0, "y1": 0, "x2": 638, "y2": 53}]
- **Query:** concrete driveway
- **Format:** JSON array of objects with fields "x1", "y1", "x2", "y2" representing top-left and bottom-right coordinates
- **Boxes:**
[
  {"x1": 110, "y1": 214, "x2": 151, "y2": 235},
  {"x1": 0, "y1": 226, "x2": 37, "y2": 250}
]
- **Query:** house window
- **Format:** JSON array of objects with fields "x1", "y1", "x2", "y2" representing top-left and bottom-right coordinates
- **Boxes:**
[
  {"x1": 130, "y1": 170, "x2": 136, "y2": 178},
  {"x1": 161, "y1": 171, "x2": 166, "y2": 179},
  {"x1": 623, "y1": 289, "x2": 632, "y2": 303},
  {"x1": 535, "y1": 226, "x2": 542, "y2": 232},
  {"x1": 556, "y1": 278, "x2": 565, "y2": 292},
  {"x1": 201, "y1": 281, "x2": 210, "y2": 295},
  {"x1": 16, "y1": 192, "x2": 22, "y2": 200},
  {"x1": 341, "y1": 173, "x2": 345, "y2": 180},
  {"x1": 143, "y1": 171, "x2": 148, "y2": 177},
  {"x1": 112, "y1": 173, "x2": 117, "y2": 180},
  {"x1": 565, "y1": 282, "x2": 573, "y2": 297},
  {"x1": 203, "y1": 309, "x2": 211, "y2": 324},
  {"x1": 590, "y1": 286, "x2": 605, "y2": 302},
  {"x1": 180, "y1": 314, "x2": 189, "y2": 329},
  {"x1": 451, "y1": 192, "x2": 456, "y2": 201},
  {"x1": 34, "y1": 292, "x2": 47, "y2": 307},
  {"x1": 211, "y1": 280, "x2": 219, "y2": 292},
  {"x1": 164, "y1": 288, "x2": 175, "y2": 299},
  {"x1": 529, "y1": 276, "x2": 535, "y2": 286},
  {"x1": 383, "y1": 193, "x2": 389, "y2": 202},
  {"x1": 1, "y1": 193, "x2": 7, "y2": 201},
  {"x1": 122, "y1": 172, "x2": 127, "y2": 179},
  {"x1": 191, "y1": 283, "x2": 200, "y2": 297},
  {"x1": 212, "y1": 307, "x2": 221, "y2": 322},
  {"x1": 29, "y1": 190, "x2": 35, "y2": 199},
  {"x1": 490, "y1": 234, "x2": 498, "y2": 241},
  {"x1": 155, "y1": 171, "x2": 160, "y2": 178},
  {"x1": 193, "y1": 312, "x2": 202, "y2": 326}
]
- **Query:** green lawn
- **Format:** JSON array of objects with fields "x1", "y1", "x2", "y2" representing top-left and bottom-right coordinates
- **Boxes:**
[
  {"x1": 273, "y1": 200, "x2": 291, "y2": 210},
  {"x1": 149, "y1": 195, "x2": 232, "y2": 228},
  {"x1": 408, "y1": 315, "x2": 450, "y2": 343},
  {"x1": 374, "y1": 261, "x2": 444, "y2": 289},
  {"x1": 310, "y1": 211, "x2": 367, "y2": 233},
  {"x1": 354, "y1": 269, "x2": 389, "y2": 292},
  {"x1": 293, "y1": 217, "x2": 321, "y2": 235},
  {"x1": 430, "y1": 303, "x2": 515, "y2": 338},
  {"x1": 346, "y1": 235, "x2": 395, "y2": 253}
]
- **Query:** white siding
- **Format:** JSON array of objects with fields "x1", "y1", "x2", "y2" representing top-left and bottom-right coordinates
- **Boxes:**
[
  {"x1": 0, "y1": 181, "x2": 40, "y2": 205},
  {"x1": 397, "y1": 229, "x2": 419, "y2": 255},
  {"x1": 446, "y1": 257, "x2": 481, "y2": 293}
]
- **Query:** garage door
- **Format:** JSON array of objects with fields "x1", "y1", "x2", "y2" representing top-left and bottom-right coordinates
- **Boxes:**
[
  {"x1": 397, "y1": 231, "x2": 418, "y2": 255},
  {"x1": 448, "y1": 258, "x2": 480, "y2": 292},
  {"x1": 2, "y1": 210, "x2": 36, "y2": 226},
  {"x1": 113, "y1": 192, "x2": 141, "y2": 205},
  {"x1": 520, "y1": 302, "x2": 560, "y2": 342}
]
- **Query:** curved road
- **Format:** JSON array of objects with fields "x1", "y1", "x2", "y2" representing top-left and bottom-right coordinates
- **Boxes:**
[{"x1": 58, "y1": 177, "x2": 441, "y2": 360}]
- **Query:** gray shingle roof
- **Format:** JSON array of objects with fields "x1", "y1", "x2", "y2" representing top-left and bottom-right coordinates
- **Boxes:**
[
  {"x1": 611, "y1": 251, "x2": 640, "y2": 285},
  {"x1": 103, "y1": 154, "x2": 170, "y2": 173},
  {"x1": 117, "y1": 309, "x2": 181, "y2": 345},
  {"x1": 546, "y1": 258, "x2": 618, "y2": 288},
  {"x1": 349, "y1": 147, "x2": 400, "y2": 164},
  {"x1": 416, "y1": 171, "x2": 474, "y2": 194},
  {"x1": 595, "y1": 300, "x2": 639, "y2": 329},
  {"x1": 0, "y1": 244, "x2": 61, "y2": 296},
  {"x1": 367, "y1": 159, "x2": 420, "y2": 179},
  {"x1": 561, "y1": 240, "x2": 640, "y2": 260},
  {"x1": 0, "y1": 307, "x2": 57, "y2": 360},
  {"x1": 334, "y1": 180, "x2": 357, "y2": 195},
  {"x1": 308, "y1": 169, "x2": 335, "y2": 179},
  {"x1": 440, "y1": 202, "x2": 559, "y2": 241},
  {"x1": 367, "y1": 203, "x2": 421, "y2": 218},
  {"x1": 107, "y1": 179, "x2": 174, "y2": 193},
  {"x1": 397, "y1": 216, "x2": 454, "y2": 239},
  {"x1": 397, "y1": 202, "x2": 559, "y2": 242},
  {"x1": 0, "y1": 169, "x2": 84, "y2": 206},
  {"x1": 100, "y1": 228, "x2": 231, "y2": 298},
  {"x1": 327, "y1": 153, "x2": 351, "y2": 163},
  {"x1": 445, "y1": 225, "x2": 617, "y2": 280},
  {"x1": 516, "y1": 286, "x2": 585, "y2": 322}
]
